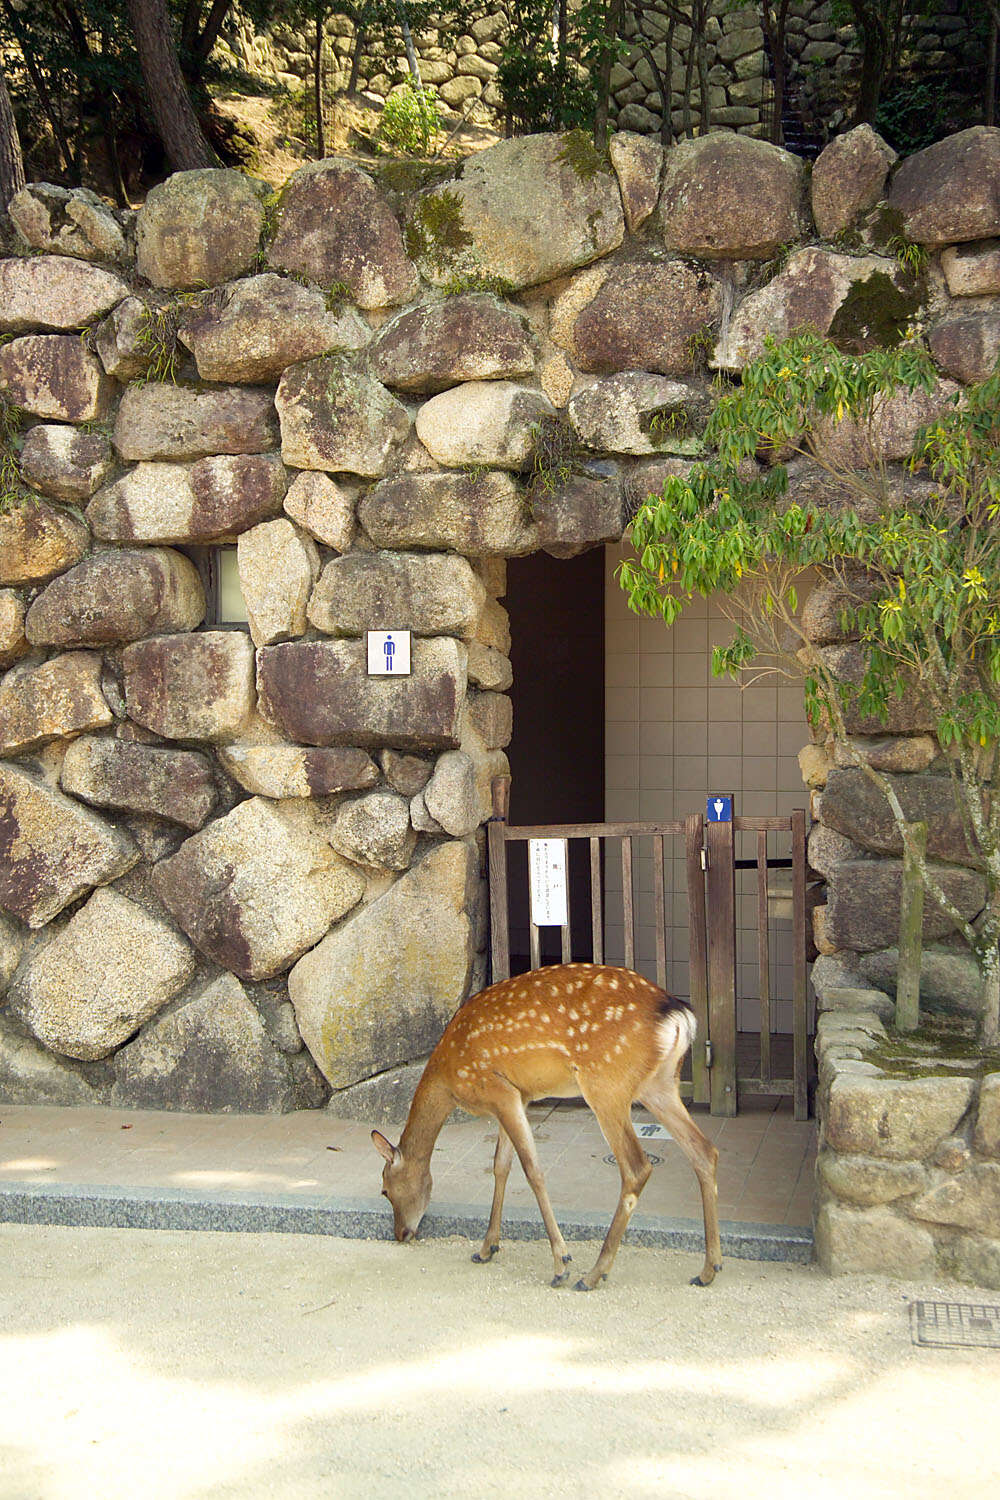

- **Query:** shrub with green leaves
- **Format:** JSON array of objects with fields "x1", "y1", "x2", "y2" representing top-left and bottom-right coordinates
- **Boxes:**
[
  {"x1": 376, "y1": 83, "x2": 442, "y2": 156},
  {"x1": 619, "y1": 330, "x2": 1000, "y2": 1047}
]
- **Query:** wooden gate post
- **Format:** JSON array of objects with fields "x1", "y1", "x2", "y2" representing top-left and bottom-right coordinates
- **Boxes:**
[
  {"x1": 706, "y1": 799, "x2": 738, "y2": 1116},
  {"x1": 488, "y1": 775, "x2": 511, "y2": 983}
]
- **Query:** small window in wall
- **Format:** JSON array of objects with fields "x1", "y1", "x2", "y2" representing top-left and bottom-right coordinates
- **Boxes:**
[{"x1": 186, "y1": 546, "x2": 249, "y2": 628}]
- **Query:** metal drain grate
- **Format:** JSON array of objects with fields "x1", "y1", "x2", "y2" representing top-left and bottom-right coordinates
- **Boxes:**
[{"x1": 910, "y1": 1301, "x2": 1000, "y2": 1349}]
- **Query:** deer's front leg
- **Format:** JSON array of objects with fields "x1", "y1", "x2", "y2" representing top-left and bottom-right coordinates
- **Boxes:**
[
  {"x1": 473, "y1": 1125, "x2": 513, "y2": 1263},
  {"x1": 493, "y1": 1093, "x2": 573, "y2": 1286}
]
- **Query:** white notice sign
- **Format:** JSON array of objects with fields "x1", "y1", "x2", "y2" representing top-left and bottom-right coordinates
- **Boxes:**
[
  {"x1": 367, "y1": 630, "x2": 411, "y2": 676},
  {"x1": 528, "y1": 838, "x2": 568, "y2": 928}
]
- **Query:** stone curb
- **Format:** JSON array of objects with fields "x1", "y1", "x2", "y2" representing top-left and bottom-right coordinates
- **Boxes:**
[{"x1": 0, "y1": 1182, "x2": 813, "y2": 1263}]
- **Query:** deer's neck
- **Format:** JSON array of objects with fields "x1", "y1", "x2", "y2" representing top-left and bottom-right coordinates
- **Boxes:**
[{"x1": 399, "y1": 1067, "x2": 455, "y2": 1168}]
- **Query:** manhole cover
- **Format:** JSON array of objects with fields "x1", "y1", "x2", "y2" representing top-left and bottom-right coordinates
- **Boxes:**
[
  {"x1": 603, "y1": 1152, "x2": 662, "y2": 1167},
  {"x1": 910, "y1": 1301, "x2": 1000, "y2": 1349}
]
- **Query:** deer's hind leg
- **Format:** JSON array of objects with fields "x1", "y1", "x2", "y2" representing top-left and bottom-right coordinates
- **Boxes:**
[
  {"x1": 574, "y1": 1084, "x2": 653, "y2": 1291},
  {"x1": 473, "y1": 1125, "x2": 513, "y2": 1264},
  {"x1": 639, "y1": 1062, "x2": 722, "y2": 1286}
]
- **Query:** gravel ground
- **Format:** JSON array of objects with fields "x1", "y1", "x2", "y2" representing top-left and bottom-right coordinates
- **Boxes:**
[{"x1": 0, "y1": 1223, "x2": 998, "y2": 1500}]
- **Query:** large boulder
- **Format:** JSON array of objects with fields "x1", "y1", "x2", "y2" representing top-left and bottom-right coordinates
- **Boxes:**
[
  {"x1": 359, "y1": 469, "x2": 535, "y2": 556},
  {"x1": 658, "y1": 133, "x2": 807, "y2": 259},
  {"x1": 0, "y1": 498, "x2": 90, "y2": 586},
  {"x1": 820, "y1": 768, "x2": 977, "y2": 867},
  {"x1": 328, "y1": 789, "x2": 416, "y2": 870},
  {"x1": 0, "y1": 650, "x2": 113, "y2": 755},
  {"x1": 810, "y1": 125, "x2": 896, "y2": 238},
  {"x1": 928, "y1": 307, "x2": 1000, "y2": 385},
  {"x1": 0, "y1": 1012, "x2": 98, "y2": 1106},
  {"x1": 136, "y1": 169, "x2": 266, "y2": 289},
  {"x1": 152, "y1": 797, "x2": 365, "y2": 979},
  {"x1": 609, "y1": 131, "x2": 664, "y2": 233},
  {"x1": 810, "y1": 380, "x2": 960, "y2": 469},
  {"x1": 825, "y1": 1072, "x2": 975, "y2": 1160},
  {"x1": 25, "y1": 548, "x2": 205, "y2": 647},
  {"x1": 269, "y1": 160, "x2": 419, "y2": 308},
  {"x1": 257, "y1": 636, "x2": 467, "y2": 750},
  {"x1": 815, "y1": 1202, "x2": 937, "y2": 1279},
  {"x1": 717, "y1": 250, "x2": 914, "y2": 368},
  {"x1": 976, "y1": 1074, "x2": 1000, "y2": 1157},
  {"x1": 422, "y1": 750, "x2": 480, "y2": 837},
  {"x1": 0, "y1": 256, "x2": 128, "y2": 333},
  {"x1": 0, "y1": 763, "x2": 139, "y2": 927},
  {"x1": 287, "y1": 840, "x2": 477, "y2": 1087},
  {"x1": 889, "y1": 127, "x2": 1000, "y2": 246},
  {"x1": 275, "y1": 357, "x2": 410, "y2": 476},
  {"x1": 307, "y1": 550, "x2": 486, "y2": 639},
  {"x1": 87, "y1": 454, "x2": 288, "y2": 543},
  {"x1": 571, "y1": 260, "x2": 720, "y2": 375},
  {"x1": 113, "y1": 383, "x2": 279, "y2": 462},
  {"x1": 0, "y1": 335, "x2": 113, "y2": 422},
  {"x1": 282, "y1": 470, "x2": 356, "y2": 551},
  {"x1": 415, "y1": 381, "x2": 554, "y2": 469},
  {"x1": 0, "y1": 592, "x2": 27, "y2": 669},
  {"x1": 532, "y1": 465, "x2": 624, "y2": 557},
  {"x1": 123, "y1": 631, "x2": 256, "y2": 743},
  {"x1": 826, "y1": 858, "x2": 985, "y2": 951},
  {"x1": 218, "y1": 743, "x2": 378, "y2": 799},
  {"x1": 18, "y1": 424, "x2": 113, "y2": 502},
  {"x1": 816, "y1": 642, "x2": 936, "y2": 734},
  {"x1": 180, "y1": 273, "x2": 371, "y2": 383},
  {"x1": 8, "y1": 182, "x2": 126, "y2": 263},
  {"x1": 911, "y1": 1162, "x2": 1000, "y2": 1237},
  {"x1": 941, "y1": 240, "x2": 1000, "y2": 298},
  {"x1": 405, "y1": 133, "x2": 625, "y2": 290},
  {"x1": 7, "y1": 888, "x2": 195, "y2": 1060},
  {"x1": 112, "y1": 972, "x2": 321, "y2": 1113},
  {"x1": 568, "y1": 372, "x2": 706, "y2": 455},
  {"x1": 370, "y1": 294, "x2": 535, "y2": 394},
  {"x1": 237, "y1": 516, "x2": 320, "y2": 647},
  {"x1": 60, "y1": 735, "x2": 217, "y2": 829}
]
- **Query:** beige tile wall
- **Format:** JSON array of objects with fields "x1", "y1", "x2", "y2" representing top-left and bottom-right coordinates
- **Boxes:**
[{"x1": 604, "y1": 543, "x2": 811, "y2": 1033}]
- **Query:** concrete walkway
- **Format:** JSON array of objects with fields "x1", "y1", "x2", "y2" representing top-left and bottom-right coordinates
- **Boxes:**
[{"x1": 0, "y1": 1094, "x2": 815, "y2": 1262}]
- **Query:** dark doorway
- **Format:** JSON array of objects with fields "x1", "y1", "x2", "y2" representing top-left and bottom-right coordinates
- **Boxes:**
[{"x1": 504, "y1": 547, "x2": 605, "y2": 968}]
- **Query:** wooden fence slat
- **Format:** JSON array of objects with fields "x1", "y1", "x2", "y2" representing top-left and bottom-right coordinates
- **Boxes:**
[
  {"x1": 706, "y1": 805, "x2": 737, "y2": 1117},
  {"x1": 622, "y1": 836, "x2": 635, "y2": 971},
  {"x1": 529, "y1": 920, "x2": 541, "y2": 972},
  {"x1": 590, "y1": 837, "x2": 603, "y2": 965},
  {"x1": 685, "y1": 813, "x2": 710, "y2": 1106},
  {"x1": 792, "y1": 807, "x2": 810, "y2": 1121},
  {"x1": 560, "y1": 838, "x2": 572, "y2": 965},
  {"x1": 653, "y1": 833, "x2": 667, "y2": 992},
  {"x1": 757, "y1": 827, "x2": 772, "y2": 1084}
]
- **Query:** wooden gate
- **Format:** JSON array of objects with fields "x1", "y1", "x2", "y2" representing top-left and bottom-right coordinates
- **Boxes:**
[{"x1": 486, "y1": 777, "x2": 812, "y2": 1120}]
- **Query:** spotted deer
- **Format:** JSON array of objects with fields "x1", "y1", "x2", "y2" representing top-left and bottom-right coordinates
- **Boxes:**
[{"x1": 372, "y1": 962, "x2": 722, "y2": 1291}]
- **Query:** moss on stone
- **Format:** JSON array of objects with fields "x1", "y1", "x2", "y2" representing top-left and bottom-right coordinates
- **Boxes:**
[
  {"x1": 404, "y1": 189, "x2": 473, "y2": 274},
  {"x1": 556, "y1": 129, "x2": 611, "y2": 181},
  {"x1": 864, "y1": 1020, "x2": 1000, "y2": 1080},
  {"x1": 828, "y1": 270, "x2": 923, "y2": 352}
]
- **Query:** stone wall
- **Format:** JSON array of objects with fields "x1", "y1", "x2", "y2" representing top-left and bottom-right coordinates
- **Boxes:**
[
  {"x1": 219, "y1": 1, "x2": 977, "y2": 144},
  {"x1": 814, "y1": 979, "x2": 1000, "y2": 1289},
  {"x1": 2, "y1": 124, "x2": 1000, "y2": 1129}
]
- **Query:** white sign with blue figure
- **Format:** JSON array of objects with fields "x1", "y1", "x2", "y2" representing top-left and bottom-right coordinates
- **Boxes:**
[
  {"x1": 707, "y1": 794, "x2": 733, "y2": 823},
  {"x1": 367, "y1": 630, "x2": 411, "y2": 676}
]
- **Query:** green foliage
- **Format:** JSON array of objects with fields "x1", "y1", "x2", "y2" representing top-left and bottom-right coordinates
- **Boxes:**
[
  {"x1": 404, "y1": 189, "x2": 473, "y2": 273},
  {"x1": 376, "y1": 82, "x2": 442, "y2": 156},
  {"x1": 324, "y1": 280, "x2": 352, "y2": 311},
  {"x1": 525, "y1": 412, "x2": 587, "y2": 514},
  {"x1": 640, "y1": 406, "x2": 694, "y2": 448},
  {"x1": 618, "y1": 328, "x2": 1000, "y2": 1042},
  {"x1": 495, "y1": 0, "x2": 599, "y2": 133},
  {"x1": 130, "y1": 303, "x2": 187, "y2": 384},
  {"x1": 0, "y1": 397, "x2": 30, "y2": 514},
  {"x1": 441, "y1": 270, "x2": 516, "y2": 298}
]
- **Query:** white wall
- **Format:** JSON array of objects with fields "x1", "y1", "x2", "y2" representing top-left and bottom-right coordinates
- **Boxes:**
[{"x1": 603, "y1": 543, "x2": 811, "y2": 1032}]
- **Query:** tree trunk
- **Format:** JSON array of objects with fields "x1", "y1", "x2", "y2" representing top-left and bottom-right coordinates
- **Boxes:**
[
  {"x1": 2, "y1": 0, "x2": 78, "y2": 176},
  {"x1": 395, "y1": 0, "x2": 423, "y2": 89},
  {"x1": 0, "y1": 69, "x2": 25, "y2": 213},
  {"x1": 313, "y1": 12, "x2": 326, "y2": 159},
  {"x1": 850, "y1": 3, "x2": 889, "y2": 126},
  {"x1": 694, "y1": 1, "x2": 711, "y2": 135},
  {"x1": 987, "y1": 6, "x2": 999, "y2": 128},
  {"x1": 128, "y1": 0, "x2": 218, "y2": 170},
  {"x1": 594, "y1": 0, "x2": 625, "y2": 150},
  {"x1": 979, "y1": 943, "x2": 1000, "y2": 1048}
]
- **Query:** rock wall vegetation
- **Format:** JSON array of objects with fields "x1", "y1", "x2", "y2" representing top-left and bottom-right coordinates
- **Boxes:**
[
  {"x1": 2, "y1": 124, "x2": 1000, "y2": 1168},
  {"x1": 220, "y1": 0, "x2": 978, "y2": 146}
]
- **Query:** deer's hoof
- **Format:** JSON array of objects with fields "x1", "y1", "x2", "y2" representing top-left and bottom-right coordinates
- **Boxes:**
[
  {"x1": 472, "y1": 1244, "x2": 499, "y2": 1264},
  {"x1": 550, "y1": 1271, "x2": 571, "y2": 1288}
]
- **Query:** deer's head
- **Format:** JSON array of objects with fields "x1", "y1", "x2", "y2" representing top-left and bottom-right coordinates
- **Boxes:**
[{"x1": 372, "y1": 1130, "x2": 432, "y2": 1242}]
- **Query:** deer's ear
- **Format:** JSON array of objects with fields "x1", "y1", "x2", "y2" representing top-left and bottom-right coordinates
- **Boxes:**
[{"x1": 371, "y1": 1130, "x2": 398, "y2": 1164}]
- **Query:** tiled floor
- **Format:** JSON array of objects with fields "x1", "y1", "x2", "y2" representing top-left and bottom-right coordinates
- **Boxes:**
[{"x1": 0, "y1": 1093, "x2": 817, "y2": 1230}]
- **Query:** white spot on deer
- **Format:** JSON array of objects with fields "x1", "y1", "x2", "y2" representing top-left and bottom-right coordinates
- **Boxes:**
[
  {"x1": 569, "y1": 1009, "x2": 579, "y2": 1021},
  {"x1": 579, "y1": 1021, "x2": 589, "y2": 1034},
  {"x1": 604, "y1": 1050, "x2": 613, "y2": 1063},
  {"x1": 540, "y1": 1013, "x2": 549, "y2": 1024},
  {"x1": 609, "y1": 978, "x2": 619, "y2": 990},
  {"x1": 605, "y1": 1008, "x2": 615, "y2": 1020},
  {"x1": 567, "y1": 1027, "x2": 575, "y2": 1038}
]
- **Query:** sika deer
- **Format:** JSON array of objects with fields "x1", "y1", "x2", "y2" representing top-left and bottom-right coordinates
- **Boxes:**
[{"x1": 372, "y1": 962, "x2": 722, "y2": 1291}]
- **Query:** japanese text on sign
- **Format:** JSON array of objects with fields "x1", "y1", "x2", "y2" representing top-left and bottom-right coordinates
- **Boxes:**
[{"x1": 528, "y1": 838, "x2": 568, "y2": 927}]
